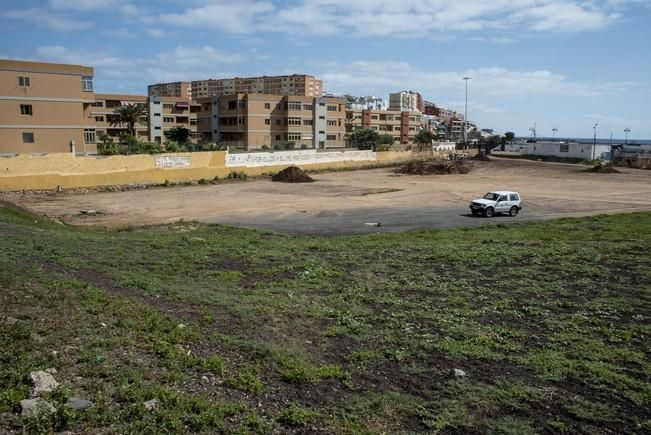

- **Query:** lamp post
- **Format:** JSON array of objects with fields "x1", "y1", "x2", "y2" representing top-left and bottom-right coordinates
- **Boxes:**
[
  {"x1": 529, "y1": 124, "x2": 537, "y2": 155},
  {"x1": 552, "y1": 127, "x2": 558, "y2": 142},
  {"x1": 592, "y1": 123, "x2": 598, "y2": 160},
  {"x1": 463, "y1": 77, "x2": 471, "y2": 147},
  {"x1": 624, "y1": 128, "x2": 630, "y2": 144}
]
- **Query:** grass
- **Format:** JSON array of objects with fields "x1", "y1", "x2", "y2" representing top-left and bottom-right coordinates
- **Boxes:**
[{"x1": 0, "y1": 200, "x2": 650, "y2": 433}]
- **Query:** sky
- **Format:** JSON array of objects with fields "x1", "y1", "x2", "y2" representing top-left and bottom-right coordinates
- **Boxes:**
[{"x1": 1, "y1": 0, "x2": 650, "y2": 139}]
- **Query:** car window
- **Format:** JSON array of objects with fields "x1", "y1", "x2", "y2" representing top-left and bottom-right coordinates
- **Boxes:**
[
  {"x1": 499, "y1": 195, "x2": 507, "y2": 201},
  {"x1": 483, "y1": 193, "x2": 499, "y2": 200},
  {"x1": 510, "y1": 194, "x2": 519, "y2": 201}
]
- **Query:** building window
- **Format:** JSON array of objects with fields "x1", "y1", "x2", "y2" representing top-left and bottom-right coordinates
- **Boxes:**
[
  {"x1": 18, "y1": 76, "x2": 31, "y2": 87},
  {"x1": 190, "y1": 119, "x2": 197, "y2": 126},
  {"x1": 560, "y1": 144, "x2": 569, "y2": 152},
  {"x1": 265, "y1": 119, "x2": 270, "y2": 125},
  {"x1": 238, "y1": 116, "x2": 246, "y2": 125},
  {"x1": 303, "y1": 104, "x2": 313, "y2": 110},
  {"x1": 22, "y1": 132, "x2": 34, "y2": 143},
  {"x1": 327, "y1": 120, "x2": 337, "y2": 126},
  {"x1": 288, "y1": 101, "x2": 302, "y2": 110},
  {"x1": 327, "y1": 134, "x2": 337, "y2": 140},
  {"x1": 82, "y1": 76, "x2": 93, "y2": 92},
  {"x1": 275, "y1": 135, "x2": 281, "y2": 140},
  {"x1": 318, "y1": 116, "x2": 325, "y2": 120},
  {"x1": 288, "y1": 132, "x2": 301, "y2": 141},
  {"x1": 276, "y1": 119, "x2": 281, "y2": 125},
  {"x1": 20, "y1": 104, "x2": 32, "y2": 116},
  {"x1": 371, "y1": 115, "x2": 378, "y2": 120},
  {"x1": 238, "y1": 100, "x2": 246, "y2": 109},
  {"x1": 154, "y1": 113, "x2": 161, "y2": 117},
  {"x1": 95, "y1": 116, "x2": 104, "y2": 122},
  {"x1": 228, "y1": 100, "x2": 237, "y2": 110},
  {"x1": 154, "y1": 126, "x2": 161, "y2": 130},
  {"x1": 91, "y1": 101, "x2": 103, "y2": 107},
  {"x1": 303, "y1": 119, "x2": 313, "y2": 126},
  {"x1": 288, "y1": 117, "x2": 301, "y2": 125},
  {"x1": 84, "y1": 129, "x2": 96, "y2": 144},
  {"x1": 327, "y1": 105, "x2": 337, "y2": 111},
  {"x1": 164, "y1": 103, "x2": 174, "y2": 109},
  {"x1": 264, "y1": 103, "x2": 271, "y2": 109},
  {"x1": 164, "y1": 117, "x2": 174, "y2": 122},
  {"x1": 319, "y1": 130, "x2": 325, "y2": 134}
]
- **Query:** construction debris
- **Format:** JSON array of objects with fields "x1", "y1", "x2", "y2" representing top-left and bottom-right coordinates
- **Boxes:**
[
  {"x1": 271, "y1": 166, "x2": 315, "y2": 183},
  {"x1": 396, "y1": 159, "x2": 472, "y2": 175},
  {"x1": 583, "y1": 164, "x2": 620, "y2": 174}
]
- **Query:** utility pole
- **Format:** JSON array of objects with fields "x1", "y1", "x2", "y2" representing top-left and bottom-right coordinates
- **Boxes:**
[
  {"x1": 552, "y1": 127, "x2": 558, "y2": 142},
  {"x1": 463, "y1": 77, "x2": 471, "y2": 147},
  {"x1": 624, "y1": 128, "x2": 630, "y2": 145},
  {"x1": 592, "y1": 123, "x2": 598, "y2": 160}
]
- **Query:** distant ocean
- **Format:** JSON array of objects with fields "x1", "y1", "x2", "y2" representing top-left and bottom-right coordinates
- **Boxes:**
[{"x1": 518, "y1": 137, "x2": 651, "y2": 146}]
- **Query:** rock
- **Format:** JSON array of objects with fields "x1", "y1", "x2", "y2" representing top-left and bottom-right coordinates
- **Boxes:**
[
  {"x1": 452, "y1": 368, "x2": 467, "y2": 378},
  {"x1": 201, "y1": 376, "x2": 209, "y2": 383},
  {"x1": 28, "y1": 370, "x2": 60, "y2": 397},
  {"x1": 44, "y1": 368, "x2": 57, "y2": 375},
  {"x1": 177, "y1": 323, "x2": 186, "y2": 329},
  {"x1": 65, "y1": 398, "x2": 93, "y2": 411},
  {"x1": 188, "y1": 237, "x2": 206, "y2": 243},
  {"x1": 20, "y1": 398, "x2": 55, "y2": 417},
  {"x1": 100, "y1": 322, "x2": 107, "y2": 328},
  {"x1": 143, "y1": 399, "x2": 158, "y2": 411}
]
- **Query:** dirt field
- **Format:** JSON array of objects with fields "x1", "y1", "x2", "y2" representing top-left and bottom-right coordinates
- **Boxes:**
[{"x1": 4, "y1": 158, "x2": 651, "y2": 235}]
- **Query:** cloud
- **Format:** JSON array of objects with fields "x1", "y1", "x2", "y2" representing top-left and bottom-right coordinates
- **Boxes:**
[
  {"x1": 158, "y1": 0, "x2": 643, "y2": 37},
  {"x1": 3, "y1": 9, "x2": 92, "y2": 31}
]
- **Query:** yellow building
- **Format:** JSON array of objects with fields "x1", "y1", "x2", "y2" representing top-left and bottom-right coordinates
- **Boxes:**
[
  {"x1": 0, "y1": 59, "x2": 96, "y2": 154},
  {"x1": 147, "y1": 81, "x2": 192, "y2": 100},
  {"x1": 197, "y1": 93, "x2": 345, "y2": 150}
]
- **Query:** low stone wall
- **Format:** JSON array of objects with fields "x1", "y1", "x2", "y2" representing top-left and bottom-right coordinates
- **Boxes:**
[{"x1": 0, "y1": 150, "x2": 415, "y2": 191}]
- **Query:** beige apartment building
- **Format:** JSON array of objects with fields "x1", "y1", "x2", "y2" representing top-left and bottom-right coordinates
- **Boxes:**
[
  {"x1": 345, "y1": 109, "x2": 422, "y2": 145},
  {"x1": 148, "y1": 96, "x2": 201, "y2": 144},
  {"x1": 0, "y1": 59, "x2": 96, "y2": 154},
  {"x1": 147, "y1": 81, "x2": 192, "y2": 100},
  {"x1": 89, "y1": 94, "x2": 148, "y2": 141},
  {"x1": 197, "y1": 93, "x2": 345, "y2": 150},
  {"x1": 182, "y1": 74, "x2": 322, "y2": 100}
]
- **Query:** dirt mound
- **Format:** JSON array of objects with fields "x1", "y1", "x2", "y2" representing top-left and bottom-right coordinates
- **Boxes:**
[
  {"x1": 271, "y1": 166, "x2": 315, "y2": 183},
  {"x1": 583, "y1": 164, "x2": 620, "y2": 174},
  {"x1": 471, "y1": 153, "x2": 491, "y2": 161},
  {"x1": 396, "y1": 160, "x2": 472, "y2": 175}
]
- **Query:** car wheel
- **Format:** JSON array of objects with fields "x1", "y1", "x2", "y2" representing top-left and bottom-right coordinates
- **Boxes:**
[
  {"x1": 485, "y1": 207, "x2": 494, "y2": 218},
  {"x1": 509, "y1": 206, "x2": 519, "y2": 217}
]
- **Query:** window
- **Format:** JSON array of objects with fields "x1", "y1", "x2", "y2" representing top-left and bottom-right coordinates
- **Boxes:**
[
  {"x1": 228, "y1": 100, "x2": 237, "y2": 110},
  {"x1": 265, "y1": 119, "x2": 270, "y2": 125},
  {"x1": 276, "y1": 135, "x2": 281, "y2": 140},
  {"x1": 327, "y1": 120, "x2": 337, "y2": 126},
  {"x1": 288, "y1": 117, "x2": 301, "y2": 125},
  {"x1": 91, "y1": 101, "x2": 104, "y2": 107},
  {"x1": 164, "y1": 117, "x2": 174, "y2": 122},
  {"x1": 288, "y1": 101, "x2": 302, "y2": 110},
  {"x1": 264, "y1": 103, "x2": 271, "y2": 109},
  {"x1": 84, "y1": 129, "x2": 96, "y2": 144},
  {"x1": 154, "y1": 113, "x2": 161, "y2": 117},
  {"x1": 20, "y1": 104, "x2": 32, "y2": 116},
  {"x1": 560, "y1": 144, "x2": 569, "y2": 152},
  {"x1": 509, "y1": 194, "x2": 520, "y2": 201},
  {"x1": 319, "y1": 116, "x2": 325, "y2": 120},
  {"x1": 238, "y1": 116, "x2": 246, "y2": 125},
  {"x1": 164, "y1": 103, "x2": 174, "y2": 109},
  {"x1": 95, "y1": 116, "x2": 104, "y2": 122},
  {"x1": 82, "y1": 76, "x2": 93, "y2": 91},
  {"x1": 22, "y1": 132, "x2": 34, "y2": 143},
  {"x1": 327, "y1": 105, "x2": 337, "y2": 111},
  {"x1": 18, "y1": 76, "x2": 31, "y2": 87},
  {"x1": 303, "y1": 104, "x2": 313, "y2": 110},
  {"x1": 288, "y1": 132, "x2": 301, "y2": 141},
  {"x1": 238, "y1": 100, "x2": 246, "y2": 109},
  {"x1": 499, "y1": 195, "x2": 507, "y2": 202},
  {"x1": 371, "y1": 115, "x2": 378, "y2": 120},
  {"x1": 190, "y1": 119, "x2": 197, "y2": 126},
  {"x1": 303, "y1": 119, "x2": 313, "y2": 126},
  {"x1": 276, "y1": 119, "x2": 281, "y2": 125},
  {"x1": 318, "y1": 130, "x2": 325, "y2": 134},
  {"x1": 327, "y1": 134, "x2": 337, "y2": 140}
]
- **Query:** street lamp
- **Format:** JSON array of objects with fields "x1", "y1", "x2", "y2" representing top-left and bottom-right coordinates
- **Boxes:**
[
  {"x1": 463, "y1": 77, "x2": 471, "y2": 146},
  {"x1": 592, "y1": 123, "x2": 598, "y2": 160},
  {"x1": 624, "y1": 128, "x2": 630, "y2": 145},
  {"x1": 529, "y1": 124, "x2": 537, "y2": 155},
  {"x1": 552, "y1": 127, "x2": 558, "y2": 142}
]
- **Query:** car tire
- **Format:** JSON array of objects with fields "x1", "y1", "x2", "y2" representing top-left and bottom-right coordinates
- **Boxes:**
[
  {"x1": 509, "y1": 206, "x2": 519, "y2": 217},
  {"x1": 485, "y1": 207, "x2": 494, "y2": 218}
]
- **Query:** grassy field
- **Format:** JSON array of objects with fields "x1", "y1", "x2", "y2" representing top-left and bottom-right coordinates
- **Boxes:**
[{"x1": 0, "y1": 202, "x2": 649, "y2": 434}]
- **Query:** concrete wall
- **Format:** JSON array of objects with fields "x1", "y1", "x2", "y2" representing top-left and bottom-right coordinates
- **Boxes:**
[{"x1": 0, "y1": 149, "x2": 416, "y2": 191}]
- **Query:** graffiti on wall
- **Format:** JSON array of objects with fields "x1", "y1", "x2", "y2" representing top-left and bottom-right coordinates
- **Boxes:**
[
  {"x1": 226, "y1": 149, "x2": 376, "y2": 168},
  {"x1": 154, "y1": 155, "x2": 192, "y2": 168}
]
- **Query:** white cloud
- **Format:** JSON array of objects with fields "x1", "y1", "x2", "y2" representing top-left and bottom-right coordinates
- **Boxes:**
[{"x1": 158, "y1": 0, "x2": 642, "y2": 37}]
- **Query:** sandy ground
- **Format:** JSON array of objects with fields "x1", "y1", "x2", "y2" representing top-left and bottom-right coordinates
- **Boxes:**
[{"x1": 4, "y1": 158, "x2": 651, "y2": 235}]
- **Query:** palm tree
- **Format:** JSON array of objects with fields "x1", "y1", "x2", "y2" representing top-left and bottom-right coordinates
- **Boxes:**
[{"x1": 110, "y1": 104, "x2": 147, "y2": 139}]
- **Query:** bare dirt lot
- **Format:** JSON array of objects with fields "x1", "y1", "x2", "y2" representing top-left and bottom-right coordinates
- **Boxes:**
[{"x1": 4, "y1": 158, "x2": 651, "y2": 235}]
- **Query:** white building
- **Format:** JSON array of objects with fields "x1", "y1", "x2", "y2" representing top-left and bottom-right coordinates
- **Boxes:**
[
  {"x1": 347, "y1": 95, "x2": 388, "y2": 111},
  {"x1": 389, "y1": 91, "x2": 421, "y2": 112},
  {"x1": 501, "y1": 141, "x2": 612, "y2": 160}
]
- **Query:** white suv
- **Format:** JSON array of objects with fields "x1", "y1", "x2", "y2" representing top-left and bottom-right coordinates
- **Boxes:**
[{"x1": 470, "y1": 191, "x2": 522, "y2": 217}]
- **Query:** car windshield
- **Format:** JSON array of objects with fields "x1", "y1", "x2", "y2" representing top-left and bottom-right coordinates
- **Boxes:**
[{"x1": 483, "y1": 193, "x2": 500, "y2": 200}]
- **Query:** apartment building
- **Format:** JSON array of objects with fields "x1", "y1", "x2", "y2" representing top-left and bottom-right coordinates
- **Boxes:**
[
  {"x1": 345, "y1": 95, "x2": 388, "y2": 111},
  {"x1": 196, "y1": 93, "x2": 345, "y2": 150},
  {"x1": 0, "y1": 59, "x2": 96, "y2": 154},
  {"x1": 147, "y1": 81, "x2": 192, "y2": 100},
  {"x1": 389, "y1": 91, "x2": 423, "y2": 113},
  {"x1": 190, "y1": 74, "x2": 323, "y2": 99},
  {"x1": 345, "y1": 109, "x2": 422, "y2": 145},
  {"x1": 148, "y1": 96, "x2": 201, "y2": 144},
  {"x1": 89, "y1": 94, "x2": 149, "y2": 141}
]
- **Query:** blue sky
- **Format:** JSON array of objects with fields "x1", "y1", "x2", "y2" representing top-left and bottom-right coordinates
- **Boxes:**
[{"x1": 2, "y1": 0, "x2": 650, "y2": 139}]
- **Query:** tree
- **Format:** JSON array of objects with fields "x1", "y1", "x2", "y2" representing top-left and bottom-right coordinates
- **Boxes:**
[
  {"x1": 504, "y1": 131, "x2": 515, "y2": 143},
  {"x1": 165, "y1": 126, "x2": 191, "y2": 144},
  {"x1": 414, "y1": 130, "x2": 434, "y2": 152},
  {"x1": 110, "y1": 104, "x2": 147, "y2": 139},
  {"x1": 349, "y1": 128, "x2": 380, "y2": 150}
]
